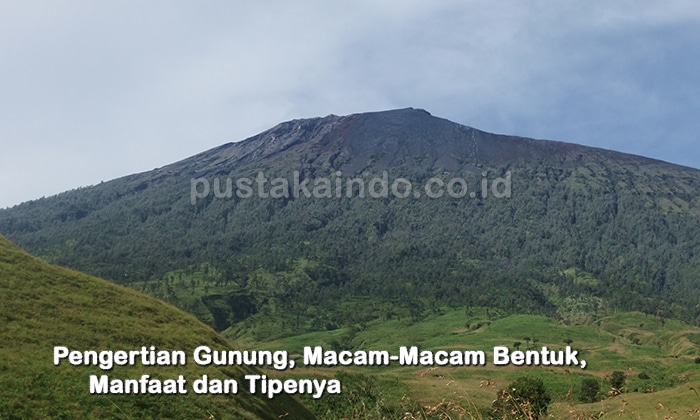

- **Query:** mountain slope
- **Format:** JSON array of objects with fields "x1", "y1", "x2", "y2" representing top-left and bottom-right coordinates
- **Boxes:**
[
  {"x1": 1, "y1": 108, "x2": 700, "y2": 335},
  {"x1": 0, "y1": 234, "x2": 313, "y2": 418}
]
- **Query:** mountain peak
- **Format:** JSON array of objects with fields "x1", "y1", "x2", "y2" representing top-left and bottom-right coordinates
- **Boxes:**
[
  {"x1": 173, "y1": 108, "x2": 468, "y2": 175},
  {"x1": 101, "y1": 108, "x2": 680, "y2": 187},
  {"x1": 354, "y1": 106, "x2": 432, "y2": 117},
  {"x1": 154, "y1": 107, "x2": 678, "y2": 180}
]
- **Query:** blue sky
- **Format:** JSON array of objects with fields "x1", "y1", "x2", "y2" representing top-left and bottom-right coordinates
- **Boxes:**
[{"x1": 1, "y1": 1, "x2": 699, "y2": 208}]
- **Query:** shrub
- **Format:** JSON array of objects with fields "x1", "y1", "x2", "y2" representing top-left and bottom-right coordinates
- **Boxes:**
[
  {"x1": 492, "y1": 376, "x2": 551, "y2": 419},
  {"x1": 611, "y1": 371, "x2": 626, "y2": 390},
  {"x1": 579, "y1": 378, "x2": 600, "y2": 403}
]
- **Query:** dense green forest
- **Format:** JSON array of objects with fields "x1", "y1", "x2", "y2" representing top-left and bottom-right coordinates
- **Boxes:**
[{"x1": 2, "y1": 108, "x2": 700, "y2": 338}]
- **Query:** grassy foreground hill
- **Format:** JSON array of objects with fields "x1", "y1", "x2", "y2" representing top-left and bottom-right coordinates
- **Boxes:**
[
  {"x1": 250, "y1": 307, "x2": 700, "y2": 418},
  {"x1": 0, "y1": 234, "x2": 313, "y2": 419}
]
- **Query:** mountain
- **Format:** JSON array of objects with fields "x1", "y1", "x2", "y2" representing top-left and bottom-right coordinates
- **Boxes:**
[
  {"x1": 0, "y1": 234, "x2": 313, "y2": 418},
  {"x1": 1, "y1": 108, "x2": 700, "y2": 337}
]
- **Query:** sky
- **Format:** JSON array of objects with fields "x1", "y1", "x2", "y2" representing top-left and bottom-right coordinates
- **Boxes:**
[{"x1": 1, "y1": 1, "x2": 699, "y2": 209}]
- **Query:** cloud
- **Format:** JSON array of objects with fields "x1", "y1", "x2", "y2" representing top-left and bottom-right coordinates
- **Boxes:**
[{"x1": 1, "y1": 1, "x2": 699, "y2": 208}]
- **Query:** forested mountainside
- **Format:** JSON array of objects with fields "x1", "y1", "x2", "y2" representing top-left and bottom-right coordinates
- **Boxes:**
[{"x1": 2, "y1": 108, "x2": 700, "y2": 336}]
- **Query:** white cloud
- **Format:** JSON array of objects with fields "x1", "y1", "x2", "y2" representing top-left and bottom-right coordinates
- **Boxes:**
[{"x1": 1, "y1": 1, "x2": 699, "y2": 208}]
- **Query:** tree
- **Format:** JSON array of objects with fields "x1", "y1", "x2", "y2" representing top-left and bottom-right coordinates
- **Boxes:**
[
  {"x1": 610, "y1": 371, "x2": 626, "y2": 391},
  {"x1": 492, "y1": 376, "x2": 551, "y2": 419},
  {"x1": 579, "y1": 378, "x2": 600, "y2": 403}
]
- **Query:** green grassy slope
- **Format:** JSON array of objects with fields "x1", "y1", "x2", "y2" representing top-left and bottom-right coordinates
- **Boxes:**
[
  {"x1": 251, "y1": 308, "x2": 700, "y2": 417},
  {"x1": 0, "y1": 235, "x2": 313, "y2": 419}
]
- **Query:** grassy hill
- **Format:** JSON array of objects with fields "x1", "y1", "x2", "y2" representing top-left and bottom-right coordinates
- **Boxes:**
[
  {"x1": 0, "y1": 234, "x2": 313, "y2": 419},
  {"x1": 248, "y1": 307, "x2": 700, "y2": 417}
]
